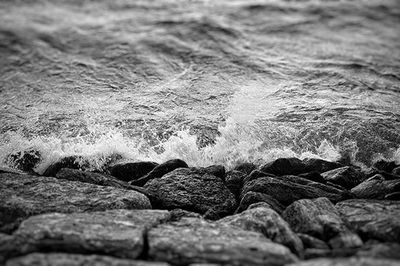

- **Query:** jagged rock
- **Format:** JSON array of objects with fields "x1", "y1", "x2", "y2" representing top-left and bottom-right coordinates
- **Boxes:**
[
  {"x1": 282, "y1": 197, "x2": 362, "y2": 249},
  {"x1": 148, "y1": 217, "x2": 298, "y2": 265},
  {"x1": 393, "y1": 166, "x2": 400, "y2": 176},
  {"x1": 298, "y1": 171, "x2": 327, "y2": 184},
  {"x1": 4, "y1": 210, "x2": 170, "y2": 261},
  {"x1": 130, "y1": 159, "x2": 188, "y2": 186},
  {"x1": 233, "y1": 162, "x2": 257, "y2": 175},
  {"x1": 302, "y1": 158, "x2": 342, "y2": 174},
  {"x1": 236, "y1": 191, "x2": 284, "y2": 214},
  {"x1": 356, "y1": 241, "x2": 400, "y2": 260},
  {"x1": 242, "y1": 170, "x2": 276, "y2": 184},
  {"x1": 321, "y1": 166, "x2": 366, "y2": 189},
  {"x1": 5, "y1": 253, "x2": 170, "y2": 266},
  {"x1": 42, "y1": 156, "x2": 83, "y2": 177},
  {"x1": 7, "y1": 149, "x2": 41, "y2": 173},
  {"x1": 218, "y1": 205, "x2": 304, "y2": 256},
  {"x1": 198, "y1": 165, "x2": 225, "y2": 181},
  {"x1": 336, "y1": 199, "x2": 400, "y2": 242},
  {"x1": 259, "y1": 158, "x2": 306, "y2": 176},
  {"x1": 385, "y1": 192, "x2": 400, "y2": 200},
  {"x1": 373, "y1": 160, "x2": 398, "y2": 173},
  {"x1": 351, "y1": 174, "x2": 400, "y2": 199},
  {"x1": 0, "y1": 173, "x2": 151, "y2": 233},
  {"x1": 1, "y1": 233, "x2": 14, "y2": 264},
  {"x1": 297, "y1": 234, "x2": 330, "y2": 250},
  {"x1": 56, "y1": 168, "x2": 130, "y2": 189},
  {"x1": 225, "y1": 170, "x2": 246, "y2": 199},
  {"x1": 110, "y1": 161, "x2": 159, "y2": 182},
  {"x1": 241, "y1": 176, "x2": 348, "y2": 206},
  {"x1": 287, "y1": 257, "x2": 399, "y2": 266},
  {"x1": 144, "y1": 168, "x2": 236, "y2": 215}
]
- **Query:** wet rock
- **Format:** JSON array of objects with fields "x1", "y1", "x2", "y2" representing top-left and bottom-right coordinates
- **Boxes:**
[
  {"x1": 259, "y1": 157, "x2": 306, "y2": 176},
  {"x1": 321, "y1": 166, "x2": 366, "y2": 189},
  {"x1": 144, "y1": 168, "x2": 236, "y2": 215},
  {"x1": 393, "y1": 166, "x2": 400, "y2": 176},
  {"x1": 6, "y1": 210, "x2": 170, "y2": 260},
  {"x1": 225, "y1": 170, "x2": 246, "y2": 199},
  {"x1": 385, "y1": 192, "x2": 400, "y2": 200},
  {"x1": 242, "y1": 170, "x2": 276, "y2": 184},
  {"x1": 233, "y1": 162, "x2": 257, "y2": 175},
  {"x1": 7, "y1": 149, "x2": 41, "y2": 173},
  {"x1": 56, "y1": 168, "x2": 130, "y2": 189},
  {"x1": 235, "y1": 191, "x2": 284, "y2": 214},
  {"x1": 198, "y1": 165, "x2": 225, "y2": 180},
  {"x1": 302, "y1": 158, "x2": 342, "y2": 174},
  {"x1": 287, "y1": 257, "x2": 399, "y2": 266},
  {"x1": 351, "y1": 174, "x2": 400, "y2": 199},
  {"x1": 356, "y1": 241, "x2": 400, "y2": 260},
  {"x1": 298, "y1": 171, "x2": 327, "y2": 184},
  {"x1": 130, "y1": 159, "x2": 188, "y2": 186},
  {"x1": 5, "y1": 253, "x2": 170, "y2": 266},
  {"x1": 303, "y1": 248, "x2": 358, "y2": 259},
  {"x1": 282, "y1": 197, "x2": 362, "y2": 249},
  {"x1": 148, "y1": 216, "x2": 298, "y2": 265},
  {"x1": 0, "y1": 173, "x2": 151, "y2": 233},
  {"x1": 218, "y1": 205, "x2": 304, "y2": 256},
  {"x1": 336, "y1": 199, "x2": 400, "y2": 242},
  {"x1": 241, "y1": 176, "x2": 347, "y2": 206},
  {"x1": 373, "y1": 160, "x2": 398, "y2": 173},
  {"x1": 297, "y1": 234, "x2": 330, "y2": 250},
  {"x1": 110, "y1": 161, "x2": 159, "y2": 182},
  {"x1": 42, "y1": 156, "x2": 83, "y2": 177}
]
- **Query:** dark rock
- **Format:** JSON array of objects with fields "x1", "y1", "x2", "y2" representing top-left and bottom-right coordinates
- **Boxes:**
[
  {"x1": 0, "y1": 173, "x2": 151, "y2": 233},
  {"x1": 236, "y1": 191, "x2": 285, "y2": 214},
  {"x1": 7, "y1": 149, "x2": 41, "y2": 173},
  {"x1": 373, "y1": 160, "x2": 398, "y2": 173},
  {"x1": 351, "y1": 174, "x2": 400, "y2": 199},
  {"x1": 225, "y1": 170, "x2": 246, "y2": 200},
  {"x1": 336, "y1": 199, "x2": 400, "y2": 242},
  {"x1": 282, "y1": 197, "x2": 362, "y2": 249},
  {"x1": 356, "y1": 241, "x2": 400, "y2": 260},
  {"x1": 385, "y1": 192, "x2": 400, "y2": 200},
  {"x1": 243, "y1": 169, "x2": 276, "y2": 184},
  {"x1": 0, "y1": 167, "x2": 27, "y2": 175},
  {"x1": 233, "y1": 162, "x2": 257, "y2": 175},
  {"x1": 218, "y1": 205, "x2": 304, "y2": 256},
  {"x1": 297, "y1": 233, "x2": 330, "y2": 250},
  {"x1": 144, "y1": 168, "x2": 236, "y2": 215},
  {"x1": 287, "y1": 257, "x2": 399, "y2": 266},
  {"x1": 303, "y1": 248, "x2": 358, "y2": 260},
  {"x1": 110, "y1": 161, "x2": 159, "y2": 182},
  {"x1": 130, "y1": 159, "x2": 188, "y2": 186},
  {"x1": 302, "y1": 158, "x2": 343, "y2": 174},
  {"x1": 321, "y1": 166, "x2": 366, "y2": 189},
  {"x1": 42, "y1": 156, "x2": 83, "y2": 177},
  {"x1": 148, "y1": 216, "x2": 298, "y2": 265},
  {"x1": 393, "y1": 166, "x2": 400, "y2": 176},
  {"x1": 3, "y1": 210, "x2": 169, "y2": 261},
  {"x1": 56, "y1": 168, "x2": 130, "y2": 189},
  {"x1": 5, "y1": 253, "x2": 170, "y2": 266},
  {"x1": 203, "y1": 196, "x2": 237, "y2": 220},
  {"x1": 199, "y1": 165, "x2": 226, "y2": 180},
  {"x1": 364, "y1": 168, "x2": 400, "y2": 180},
  {"x1": 259, "y1": 157, "x2": 306, "y2": 176},
  {"x1": 298, "y1": 171, "x2": 326, "y2": 184}
]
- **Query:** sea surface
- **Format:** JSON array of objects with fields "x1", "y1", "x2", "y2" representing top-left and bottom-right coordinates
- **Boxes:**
[{"x1": 1, "y1": 0, "x2": 399, "y2": 173}]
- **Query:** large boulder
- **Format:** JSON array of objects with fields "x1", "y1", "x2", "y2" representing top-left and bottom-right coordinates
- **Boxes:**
[
  {"x1": 236, "y1": 191, "x2": 285, "y2": 214},
  {"x1": 321, "y1": 166, "x2": 366, "y2": 189},
  {"x1": 336, "y1": 199, "x2": 400, "y2": 242},
  {"x1": 110, "y1": 161, "x2": 159, "y2": 182},
  {"x1": 0, "y1": 173, "x2": 151, "y2": 233},
  {"x1": 144, "y1": 168, "x2": 236, "y2": 215},
  {"x1": 148, "y1": 216, "x2": 298, "y2": 265},
  {"x1": 259, "y1": 158, "x2": 306, "y2": 176},
  {"x1": 42, "y1": 156, "x2": 83, "y2": 177},
  {"x1": 350, "y1": 174, "x2": 400, "y2": 199},
  {"x1": 372, "y1": 160, "x2": 398, "y2": 173},
  {"x1": 3, "y1": 210, "x2": 170, "y2": 261},
  {"x1": 302, "y1": 158, "x2": 342, "y2": 174},
  {"x1": 282, "y1": 197, "x2": 362, "y2": 249},
  {"x1": 287, "y1": 257, "x2": 399, "y2": 266},
  {"x1": 218, "y1": 205, "x2": 304, "y2": 256}
]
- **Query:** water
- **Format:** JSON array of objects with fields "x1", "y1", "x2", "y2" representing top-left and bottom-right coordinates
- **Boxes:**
[{"x1": 1, "y1": 0, "x2": 399, "y2": 173}]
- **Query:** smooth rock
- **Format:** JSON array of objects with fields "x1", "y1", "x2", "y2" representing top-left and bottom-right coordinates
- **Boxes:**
[
  {"x1": 5, "y1": 253, "x2": 170, "y2": 266},
  {"x1": 235, "y1": 191, "x2": 284, "y2": 214},
  {"x1": 42, "y1": 156, "x2": 83, "y2": 177},
  {"x1": 110, "y1": 161, "x2": 159, "y2": 182},
  {"x1": 282, "y1": 197, "x2": 362, "y2": 249},
  {"x1": 148, "y1": 217, "x2": 298, "y2": 265},
  {"x1": 259, "y1": 158, "x2": 306, "y2": 176},
  {"x1": 287, "y1": 257, "x2": 400, "y2": 266},
  {"x1": 130, "y1": 159, "x2": 188, "y2": 186},
  {"x1": 0, "y1": 173, "x2": 151, "y2": 233},
  {"x1": 297, "y1": 233, "x2": 330, "y2": 250},
  {"x1": 218, "y1": 205, "x2": 304, "y2": 256},
  {"x1": 336, "y1": 199, "x2": 400, "y2": 242},
  {"x1": 356, "y1": 241, "x2": 400, "y2": 260},
  {"x1": 302, "y1": 158, "x2": 342, "y2": 174},
  {"x1": 144, "y1": 168, "x2": 236, "y2": 215},
  {"x1": 321, "y1": 166, "x2": 366, "y2": 189},
  {"x1": 351, "y1": 174, "x2": 400, "y2": 199}
]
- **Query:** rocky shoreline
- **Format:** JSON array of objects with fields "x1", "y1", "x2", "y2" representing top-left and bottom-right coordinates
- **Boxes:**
[{"x1": 1, "y1": 156, "x2": 400, "y2": 266}]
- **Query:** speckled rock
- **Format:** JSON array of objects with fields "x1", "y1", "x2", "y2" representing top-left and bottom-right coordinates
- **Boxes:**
[
  {"x1": 350, "y1": 174, "x2": 400, "y2": 199},
  {"x1": 321, "y1": 166, "x2": 366, "y2": 189},
  {"x1": 236, "y1": 191, "x2": 285, "y2": 214},
  {"x1": 287, "y1": 257, "x2": 399, "y2": 266},
  {"x1": 356, "y1": 241, "x2": 400, "y2": 260},
  {"x1": 110, "y1": 161, "x2": 159, "y2": 182}
]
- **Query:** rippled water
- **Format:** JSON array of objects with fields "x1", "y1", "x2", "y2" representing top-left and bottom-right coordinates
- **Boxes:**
[{"x1": 1, "y1": 0, "x2": 399, "y2": 173}]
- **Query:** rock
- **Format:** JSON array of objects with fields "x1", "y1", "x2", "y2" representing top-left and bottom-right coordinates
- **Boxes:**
[
  {"x1": 356, "y1": 241, "x2": 400, "y2": 260},
  {"x1": 259, "y1": 158, "x2": 306, "y2": 176},
  {"x1": 233, "y1": 162, "x2": 257, "y2": 175},
  {"x1": 393, "y1": 166, "x2": 400, "y2": 176},
  {"x1": 56, "y1": 168, "x2": 130, "y2": 189},
  {"x1": 286, "y1": 257, "x2": 399, "y2": 266},
  {"x1": 148, "y1": 216, "x2": 298, "y2": 265},
  {"x1": 297, "y1": 234, "x2": 330, "y2": 250},
  {"x1": 336, "y1": 199, "x2": 400, "y2": 242},
  {"x1": 144, "y1": 168, "x2": 236, "y2": 215},
  {"x1": 218, "y1": 205, "x2": 304, "y2": 256},
  {"x1": 241, "y1": 176, "x2": 348, "y2": 206},
  {"x1": 0, "y1": 173, "x2": 151, "y2": 233},
  {"x1": 385, "y1": 192, "x2": 400, "y2": 200},
  {"x1": 5, "y1": 253, "x2": 170, "y2": 266},
  {"x1": 130, "y1": 159, "x2": 188, "y2": 186},
  {"x1": 302, "y1": 158, "x2": 342, "y2": 174},
  {"x1": 242, "y1": 170, "x2": 276, "y2": 184},
  {"x1": 321, "y1": 166, "x2": 366, "y2": 189},
  {"x1": 42, "y1": 156, "x2": 83, "y2": 177},
  {"x1": 373, "y1": 160, "x2": 398, "y2": 173},
  {"x1": 282, "y1": 197, "x2": 362, "y2": 249},
  {"x1": 198, "y1": 165, "x2": 225, "y2": 181},
  {"x1": 110, "y1": 161, "x2": 159, "y2": 182},
  {"x1": 298, "y1": 171, "x2": 327, "y2": 184},
  {"x1": 225, "y1": 170, "x2": 246, "y2": 200},
  {"x1": 7, "y1": 149, "x2": 41, "y2": 173},
  {"x1": 351, "y1": 174, "x2": 400, "y2": 199},
  {"x1": 236, "y1": 191, "x2": 285, "y2": 214},
  {"x1": 303, "y1": 248, "x2": 358, "y2": 259},
  {"x1": 6, "y1": 210, "x2": 170, "y2": 260}
]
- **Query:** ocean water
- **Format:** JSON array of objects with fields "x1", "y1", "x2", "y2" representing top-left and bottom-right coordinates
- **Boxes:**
[{"x1": 0, "y1": 0, "x2": 399, "y2": 173}]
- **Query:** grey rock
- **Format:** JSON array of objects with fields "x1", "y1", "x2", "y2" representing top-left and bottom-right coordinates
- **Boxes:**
[
  {"x1": 282, "y1": 197, "x2": 362, "y2": 249},
  {"x1": 236, "y1": 191, "x2": 285, "y2": 214},
  {"x1": 303, "y1": 248, "x2": 358, "y2": 260},
  {"x1": 225, "y1": 170, "x2": 246, "y2": 199},
  {"x1": 5, "y1": 253, "x2": 170, "y2": 266},
  {"x1": 373, "y1": 160, "x2": 398, "y2": 173},
  {"x1": 321, "y1": 166, "x2": 366, "y2": 189},
  {"x1": 297, "y1": 233, "x2": 330, "y2": 250},
  {"x1": 351, "y1": 174, "x2": 400, "y2": 199},
  {"x1": 356, "y1": 242, "x2": 400, "y2": 260},
  {"x1": 233, "y1": 162, "x2": 257, "y2": 175},
  {"x1": 0, "y1": 173, "x2": 151, "y2": 233},
  {"x1": 110, "y1": 161, "x2": 159, "y2": 182},
  {"x1": 336, "y1": 199, "x2": 400, "y2": 242},
  {"x1": 42, "y1": 156, "x2": 83, "y2": 177},
  {"x1": 302, "y1": 158, "x2": 342, "y2": 174},
  {"x1": 298, "y1": 171, "x2": 326, "y2": 184},
  {"x1": 148, "y1": 217, "x2": 298, "y2": 265},
  {"x1": 242, "y1": 170, "x2": 276, "y2": 185},
  {"x1": 7, "y1": 149, "x2": 41, "y2": 173},
  {"x1": 287, "y1": 257, "x2": 400, "y2": 266},
  {"x1": 393, "y1": 166, "x2": 400, "y2": 176},
  {"x1": 218, "y1": 205, "x2": 304, "y2": 256},
  {"x1": 259, "y1": 158, "x2": 306, "y2": 176},
  {"x1": 385, "y1": 192, "x2": 400, "y2": 200},
  {"x1": 198, "y1": 165, "x2": 226, "y2": 181}
]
